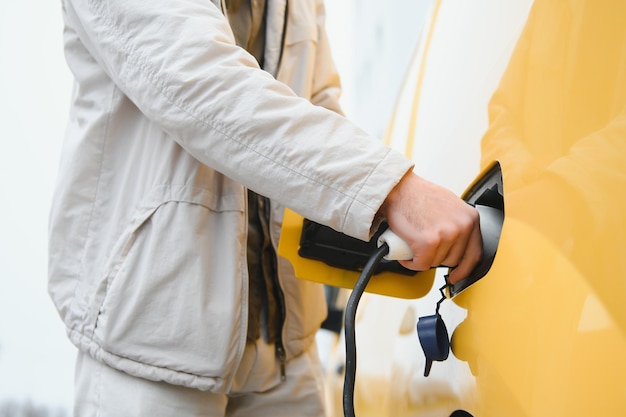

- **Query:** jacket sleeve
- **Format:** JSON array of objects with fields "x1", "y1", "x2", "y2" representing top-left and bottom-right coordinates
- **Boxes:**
[{"x1": 62, "y1": 0, "x2": 413, "y2": 240}]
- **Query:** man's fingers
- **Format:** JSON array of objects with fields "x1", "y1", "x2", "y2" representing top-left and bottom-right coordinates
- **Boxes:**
[
  {"x1": 432, "y1": 224, "x2": 471, "y2": 269},
  {"x1": 447, "y1": 222, "x2": 483, "y2": 284},
  {"x1": 396, "y1": 210, "x2": 480, "y2": 274},
  {"x1": 398, "y1": 235, "x2": 437, "y2": 271},
  {"x1": 429, "y1": 207, "x2": 478, "y2": 270}
]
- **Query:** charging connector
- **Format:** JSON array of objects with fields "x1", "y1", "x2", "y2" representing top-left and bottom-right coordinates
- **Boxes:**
[{"x1": 377, "y1": 229, "x2": 414, "y2": 261}]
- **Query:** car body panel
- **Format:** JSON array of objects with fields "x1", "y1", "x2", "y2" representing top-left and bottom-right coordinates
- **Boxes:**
[{"x1": 283, "y1": 0, "x2": 626, "y2": 415}]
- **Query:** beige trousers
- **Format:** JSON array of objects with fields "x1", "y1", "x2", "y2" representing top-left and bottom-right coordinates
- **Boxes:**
[{"x1": 74, "y1": 339, "x2": 328, "y2": 417}]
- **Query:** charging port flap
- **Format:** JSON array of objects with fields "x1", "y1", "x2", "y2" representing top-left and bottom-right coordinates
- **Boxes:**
[{"x1": 449, "y1": 161, "x2": 505, "y2": 297}]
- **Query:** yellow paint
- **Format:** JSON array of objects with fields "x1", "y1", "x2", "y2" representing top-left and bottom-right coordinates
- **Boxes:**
[
  {"x1": 456, "y1": 2, "x2": 626, "y2": 412},
  {"x1": 452, "y1": 218, "x2": 626, "y2": 416}
]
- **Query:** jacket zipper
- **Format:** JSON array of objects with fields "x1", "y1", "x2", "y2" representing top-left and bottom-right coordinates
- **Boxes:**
[
  {"x1": 276, "y1": 337, "x2": 287, "y2": 381},
  {"x1": 274, "y1": 284, "x2": 287, "y2": 382},
  {"x1": 271, "y1": 5, "x2": 288, "y2": 380},
  {"x1": 263, "y1": 196, "x2": 288, "y2": 381}
]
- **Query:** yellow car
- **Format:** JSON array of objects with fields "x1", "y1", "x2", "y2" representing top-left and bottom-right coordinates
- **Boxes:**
[{"x1": 281, "y1": 0, "x2": 626, "y2": 416}]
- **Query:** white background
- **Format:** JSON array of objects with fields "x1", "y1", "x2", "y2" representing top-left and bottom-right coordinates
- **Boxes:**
[{"x1": 0, "y1": 1, "x2": 75, "y2": 413}]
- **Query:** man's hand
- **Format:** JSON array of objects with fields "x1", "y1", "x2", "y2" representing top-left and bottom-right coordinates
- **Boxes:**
[{"x1": 379, "y1": 172, "x2": 483, "y2": 284}]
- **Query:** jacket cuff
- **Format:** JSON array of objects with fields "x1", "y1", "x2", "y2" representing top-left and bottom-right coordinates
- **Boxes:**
[{"x1": 342, "y1": 149, "x2": 414, "y2": 241}]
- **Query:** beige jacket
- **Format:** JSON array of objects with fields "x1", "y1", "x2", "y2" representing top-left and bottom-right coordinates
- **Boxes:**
[{"x1": 48, "y1": 0, "x2": 413, "y2": 392}]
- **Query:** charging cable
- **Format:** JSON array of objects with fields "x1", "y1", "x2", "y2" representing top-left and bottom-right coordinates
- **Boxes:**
[
  {"x1": 342, "y1": 242, "x2": 390, "y2": 417},
  {"x1": 342, "y1": 230, "x2": 451, "y2": 416}
]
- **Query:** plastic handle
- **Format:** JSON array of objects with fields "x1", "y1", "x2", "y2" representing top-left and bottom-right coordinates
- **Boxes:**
[{"x1": 377, "y1": 229, "x2": 414, "y2": 261}]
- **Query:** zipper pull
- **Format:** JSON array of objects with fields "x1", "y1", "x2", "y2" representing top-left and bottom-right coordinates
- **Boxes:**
[{"x1": 276, "y1": 344, "x2": 287, "y2": 381}]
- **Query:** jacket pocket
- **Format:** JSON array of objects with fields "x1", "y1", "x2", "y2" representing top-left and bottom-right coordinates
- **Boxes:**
[{"x1": 92, "y1": 190, "x2": 247, "y2": 382}]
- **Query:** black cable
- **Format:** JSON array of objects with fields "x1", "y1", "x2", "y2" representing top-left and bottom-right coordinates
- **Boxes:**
[{"x1": 343, "y1": 243, "x2": 390, "y2": 417}]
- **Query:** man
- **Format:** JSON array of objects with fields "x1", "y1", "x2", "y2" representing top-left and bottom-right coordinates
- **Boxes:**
[{"x1": 48, "y1": 0, "x2": 482, "y2": 415}]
